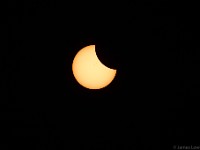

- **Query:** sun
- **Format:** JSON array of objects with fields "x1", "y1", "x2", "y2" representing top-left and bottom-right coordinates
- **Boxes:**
[{"x1": 72, "y1": 45, "x2": 117, "y2": 89}]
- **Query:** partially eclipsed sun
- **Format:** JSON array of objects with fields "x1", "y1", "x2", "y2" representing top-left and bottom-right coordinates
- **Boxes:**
[{"x1": 72, "y1": 45, "x2": 117, "y2": 89}]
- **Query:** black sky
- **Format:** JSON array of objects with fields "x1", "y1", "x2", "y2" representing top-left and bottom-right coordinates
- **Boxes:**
[{"x1": 3, "y1": 0, "x2": 200, "y2": 150}]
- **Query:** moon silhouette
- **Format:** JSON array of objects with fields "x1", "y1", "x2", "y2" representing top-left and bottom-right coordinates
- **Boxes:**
[{"x1": 72, "y1": 45, "x2": 117, "y2": 89}]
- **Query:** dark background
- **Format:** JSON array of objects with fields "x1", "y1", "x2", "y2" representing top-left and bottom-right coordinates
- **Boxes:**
[{"x1": 2, "y1": 0, "x2": 200, "y2": 149}]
